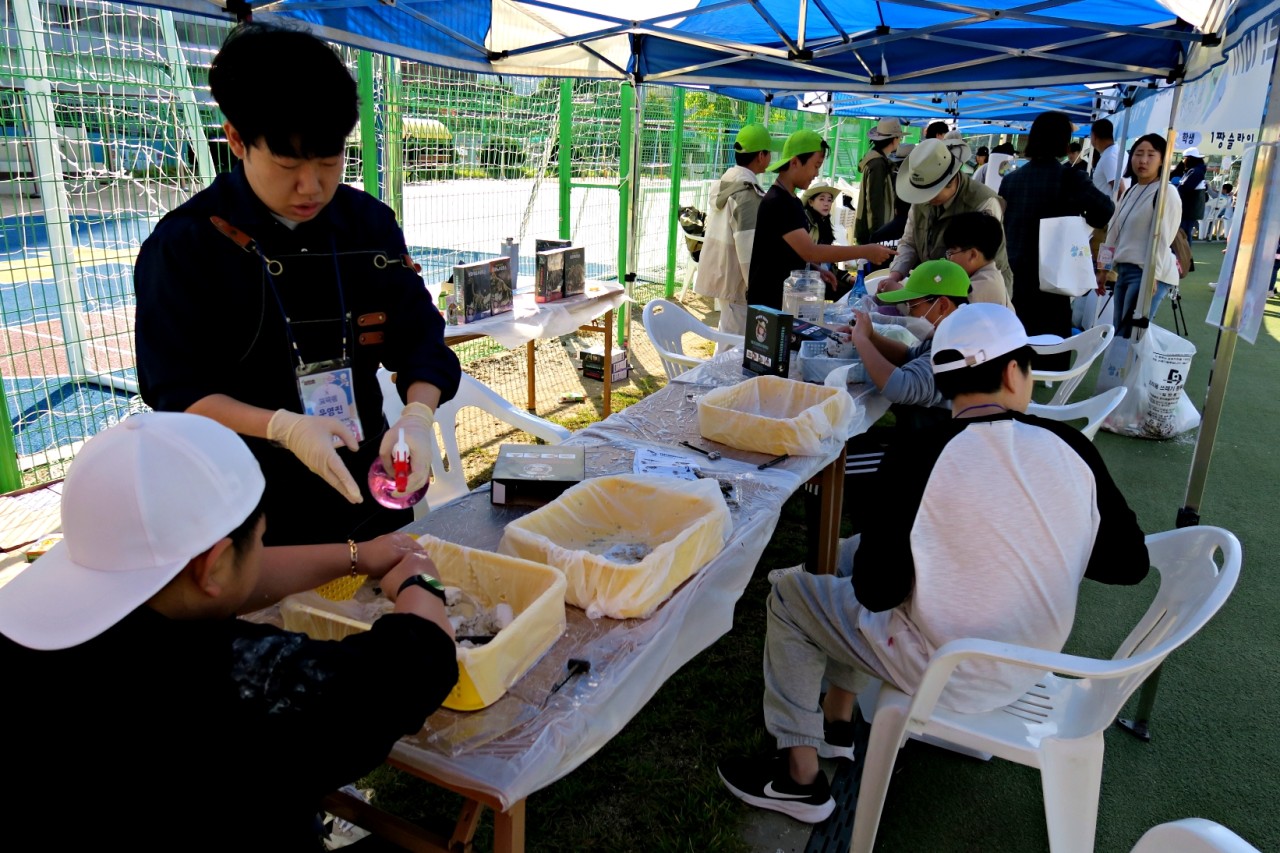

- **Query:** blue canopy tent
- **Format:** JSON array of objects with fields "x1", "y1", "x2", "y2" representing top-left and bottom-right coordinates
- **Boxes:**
[
  {"x1": 130, "y1": 0, "x2": 1207, "y2": 93},
  {"x1": 95, "y1": 0, "x2": 1274, "y2": 735},
  {"x1": 756, "y1": 87, "x2": 1102, "y2": 122}
]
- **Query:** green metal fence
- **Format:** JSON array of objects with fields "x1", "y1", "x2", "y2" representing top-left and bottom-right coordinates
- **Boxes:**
[{"x1": 0, "y1": 1, "x2": 903, "y2": 488}]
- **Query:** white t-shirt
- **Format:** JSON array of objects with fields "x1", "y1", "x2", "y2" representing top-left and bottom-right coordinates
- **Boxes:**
[{"x1": 1092, "y1": 144, "x2": 1121, "y2": 195}]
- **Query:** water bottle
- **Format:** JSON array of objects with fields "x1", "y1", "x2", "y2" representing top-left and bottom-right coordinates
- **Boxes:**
[
  {"x1": 782, "y1": 270, "x2": 804, "y2": 318},
  {"x1": 501, "y1": 237, "x2": 519, "y2": 288},
  {"x1": 794, "y1": 269, "x2": 822, "y2": 323},
  {"x1": 852, "y1": 259, "x2": 868, "y2": 299}
]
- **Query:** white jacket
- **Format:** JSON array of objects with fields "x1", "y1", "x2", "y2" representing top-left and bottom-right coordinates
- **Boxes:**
[
  {"x1": 1106, "y1": 180, "x2": 1182, "y2": 285},
  {"x1": 694, "y1": 165, "x2": 765, "y2": 303}
]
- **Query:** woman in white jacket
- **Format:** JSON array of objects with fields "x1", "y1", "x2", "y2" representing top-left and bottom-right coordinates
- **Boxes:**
[{"x1": 1098, "y1": 133, "x2": 1182, "y2": 338}]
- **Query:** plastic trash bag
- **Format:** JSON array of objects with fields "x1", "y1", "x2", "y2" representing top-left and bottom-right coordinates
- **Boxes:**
[
  {"x1": 499, "y1": 475, "x2": 732, "y2": 620},
  {"x1": 1101, "y1": 324, "x2": 1200, "y2": 439}
]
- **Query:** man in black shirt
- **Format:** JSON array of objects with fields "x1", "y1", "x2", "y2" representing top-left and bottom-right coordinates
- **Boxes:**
[
  {"x1": 0, "y1": 413, "x2": 458, "y2": 848},
  {"x1": 747, "y1": 130, "x2": 894, "y2": 309}
]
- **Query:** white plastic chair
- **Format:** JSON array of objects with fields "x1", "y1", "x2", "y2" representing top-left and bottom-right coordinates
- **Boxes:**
[
  {"x1": 1131, "y1": 819, "x2": 1262, "y2": 853},
  {"x1": 377, "y1": 369, "x2": 571, "y2": 514},
  {"x1": 1026, "y1": 386, "x2": 1127, "y2": 441},
  {"x1": 850, "y1": 526, "x2": 1242, "y2": 853},
  {"x1": 1030, "y1": 323, "x2": 1115, "y2": 406},
  {"x1": 642, "y1": 298, "x2": 740, "y2": 380}
]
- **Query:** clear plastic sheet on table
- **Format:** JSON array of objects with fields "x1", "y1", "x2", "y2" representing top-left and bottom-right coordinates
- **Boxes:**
[
  {"x1": 584, "y1": 381, "x2": 844, "y2": 484},
  {"x1": 389, "y1": 445, "x2": 797, "y2": 808},
  {"x1": 244, "y1": 365, "x2": 875, "y2": 811},
  {"x1": 440, "y1": 281, "x2": 625, "y2": 349}
]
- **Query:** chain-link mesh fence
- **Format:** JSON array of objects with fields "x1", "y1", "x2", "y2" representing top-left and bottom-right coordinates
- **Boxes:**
[{"x1": 0, "y1": 2, "x2": 895, "y2": 487}]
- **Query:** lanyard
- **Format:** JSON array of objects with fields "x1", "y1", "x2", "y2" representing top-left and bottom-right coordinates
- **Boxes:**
[
  {"x1": 210, "y1": 216, "x2": 348, "y2": 370},
  {"x1": 1114, "y1": 182, "x2": 1156, "y2": 243}
]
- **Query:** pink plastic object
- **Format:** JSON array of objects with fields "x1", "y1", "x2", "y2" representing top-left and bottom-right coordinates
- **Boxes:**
[{"x1": 368, "y1": 457, "x2": 428, "y2": 510}]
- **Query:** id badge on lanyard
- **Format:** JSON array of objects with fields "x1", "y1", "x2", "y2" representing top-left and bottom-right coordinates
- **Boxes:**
[
  {"x1": 297, "y1": 359, "x2": 364, "y2": 443},
  {"x1": 1097, "y1": 244, "x2": 1116, "y2": 271}
]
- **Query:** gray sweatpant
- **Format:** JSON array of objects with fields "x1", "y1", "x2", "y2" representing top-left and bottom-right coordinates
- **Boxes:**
[{"x1": 763, "y1": 571, "x2": 900, "y2": 751}]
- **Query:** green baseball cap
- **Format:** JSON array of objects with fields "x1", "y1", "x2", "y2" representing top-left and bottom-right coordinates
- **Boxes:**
[
  {"x1": 767, "y1": 129, "x2": 826, "y2": 172},
  {"x1": 876, "y1": 259, "x2": 971, "y2": 303},
  {"x1": 734, "y1": 123, "x2": 781, "y2": 154}
]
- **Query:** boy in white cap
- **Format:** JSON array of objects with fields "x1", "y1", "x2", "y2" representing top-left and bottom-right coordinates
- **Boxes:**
[
  {"x1": 718, "y1": 303, "x2": 1148, "y2": 824},
  {"x1": 0, "y1": 412, "x2": 458, "y2": 847},
  {"x1": 697, "y1": 123, "x2": 779, "y2": 342},
  {"x1": 882, "y1": 138, "x2": 1014, "y2": 298}
]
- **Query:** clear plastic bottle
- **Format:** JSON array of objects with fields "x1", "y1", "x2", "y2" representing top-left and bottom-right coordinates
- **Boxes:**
[{"x1": 501, "y1": 237, "x2": 519, "y2": 288}]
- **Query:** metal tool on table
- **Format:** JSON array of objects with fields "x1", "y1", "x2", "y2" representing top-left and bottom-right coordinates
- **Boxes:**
[
  {"x1": 543, "y1": 658, "x2": 591, "y2": 708},
  {"x1": 680, "y1": 440, "x2": 721, "y2": 461}
]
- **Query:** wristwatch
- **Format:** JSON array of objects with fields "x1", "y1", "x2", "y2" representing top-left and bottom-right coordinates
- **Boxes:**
[{"x1": 397, "y1": 573, "x2": 447, "y2": 603}]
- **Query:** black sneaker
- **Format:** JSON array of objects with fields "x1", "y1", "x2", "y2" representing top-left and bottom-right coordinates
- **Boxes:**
[
  {"x1": 717, "y1": 754, "x2": 835, "y2": 823},
  {"x1": 818, "y1": 719, "x2": 856, "y2": 761}
]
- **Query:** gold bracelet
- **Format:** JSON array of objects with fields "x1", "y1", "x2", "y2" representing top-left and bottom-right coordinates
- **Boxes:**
[{"x1": 347, "y1": 539, "x2": 359, "y2": 577}]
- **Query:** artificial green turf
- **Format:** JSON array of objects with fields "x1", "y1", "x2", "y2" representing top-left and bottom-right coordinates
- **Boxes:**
[
  {"x1": 856, "y1": 243, "x2": 1280, "y2": 852},
  {"x1": 366, "y1": 244, "x2": 1279, "y2": 851}
]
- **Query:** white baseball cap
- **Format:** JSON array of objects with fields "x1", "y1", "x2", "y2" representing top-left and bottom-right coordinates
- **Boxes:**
[
  {"x1": 1182, "y1": 146, "x2": 1203, "y2": 158},
  {"x1": 0, "y1": 412, "x2": 265, "y2": 650},
  {"x1": 931, "y1": 303, "x2": 1062, "y2": 374}
]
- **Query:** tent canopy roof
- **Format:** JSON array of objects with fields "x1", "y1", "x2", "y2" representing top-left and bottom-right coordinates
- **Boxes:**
[{"x1": 142, "y1": 0, "x2": 1208, "y2": 95}]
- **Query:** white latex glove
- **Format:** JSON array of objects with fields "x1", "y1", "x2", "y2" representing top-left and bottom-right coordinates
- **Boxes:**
[
  {"x1": 266, "y1": 409, "x2": 363, "y2": 504},
  {"x1": 380, "y1": 401, "x2": 435, "y2": 494}
]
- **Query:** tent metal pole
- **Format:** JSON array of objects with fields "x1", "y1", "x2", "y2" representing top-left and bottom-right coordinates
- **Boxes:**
[
  {"x1": 616, "y1": 81, "x2": 637, "y2": 344},
  {"x1": 1113, "y1": 78, "x2": 1183, "y2": 746},
  {"x1": 559, "y1": 80, "x2": 573, "y2": 241},
  {"x1": 1122, "y1": 45, "x2": 1280, "y2": 741},
  {"x1": 665, "y1": 87, "x2": 686, "y2": 298},
  {"x1": 1132, "y1": 80, "x2": 1183, "y2": 332},
  {"x1": 1181, "y1": 40, "x2": 1280, "y2": 527}
]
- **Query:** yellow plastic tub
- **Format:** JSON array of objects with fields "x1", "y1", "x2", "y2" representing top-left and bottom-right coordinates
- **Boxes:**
[
  {"x1": 498, "y1": 474, "x2": 732, "y2": 619},
  {"x1": 696, "y1": 374, "x2": 854, "y2": 456},
  {"x1": 281, "y1": 534, "x2": 566, "y2": 711}
]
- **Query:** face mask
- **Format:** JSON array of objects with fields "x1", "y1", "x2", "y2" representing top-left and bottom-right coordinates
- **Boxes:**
[
  {"x1": 900, "y1": 299, "x2": 941, "y2": 340},
  {"x1": 900, "y1": 314, "x2": 938, "y2": 340}
]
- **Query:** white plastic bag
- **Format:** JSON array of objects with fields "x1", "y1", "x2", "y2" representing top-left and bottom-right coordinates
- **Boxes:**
[
  {"x1": 1101, "y1": 324, "x2": 1200, "y2": 439},
  {"x1": 1038, "y1": 216, "x2": 1095, "y2": 297},
  {"x1": 1072, "y1": 289, "x2": 1112, "y2": 332},
  {"x1": 1094, "y1": 335, "x2": 1131, "y2": 393}
]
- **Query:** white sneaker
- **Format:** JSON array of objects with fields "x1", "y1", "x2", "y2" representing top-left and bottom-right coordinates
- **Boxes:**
[
  {"x1": 768, "y1": 564, "x2": 805, "y2": 584},
  {"x1": 1207, "y1": 281, "x2": 1217, "y2": 290}
]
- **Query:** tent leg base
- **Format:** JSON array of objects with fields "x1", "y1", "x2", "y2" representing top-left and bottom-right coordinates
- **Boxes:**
[{"x1": 1115, "y1": 717, "x2": 1152, "y2": 742}]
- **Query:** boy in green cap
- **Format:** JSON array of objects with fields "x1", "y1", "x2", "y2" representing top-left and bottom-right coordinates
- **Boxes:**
[
  {"x1": 696, "y1": 123, "x2": 778, "y2": 344},
  {"x1": 848, "y1": 259, "x2": 970, "y2": 430},
  {"x1": 747, "y1": 130, "x2": 895, "y2": 310}
]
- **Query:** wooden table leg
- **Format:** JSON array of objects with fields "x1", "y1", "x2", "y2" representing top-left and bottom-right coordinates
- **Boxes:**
[
  {"x1": 814, "y1": 446, "x2": 846, "y2": 575},
  {"x1": 603, "y1": 309, "x2": 613, "y2": 417},
  {"x1": 526, "y1": 339, "x2": 537, "y2": 414},
  {"x1": 492, "y1": 799, "x2": 527, "y2": 853}
]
